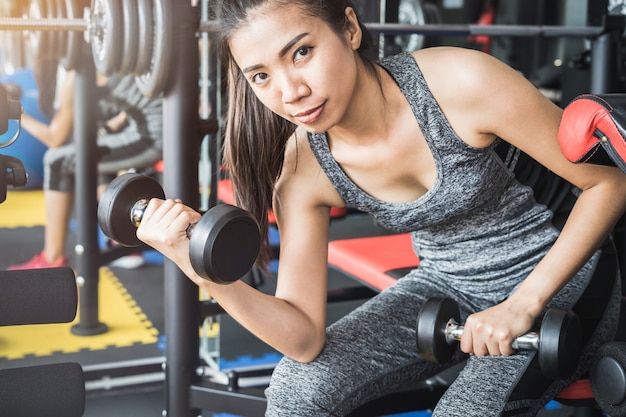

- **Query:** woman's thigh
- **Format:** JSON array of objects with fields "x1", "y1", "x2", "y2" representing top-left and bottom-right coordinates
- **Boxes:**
[{"x1": 265, "y1": 276, "x2": 466, "y2": 416}]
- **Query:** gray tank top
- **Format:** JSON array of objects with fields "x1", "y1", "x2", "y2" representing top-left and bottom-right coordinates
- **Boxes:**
[{"x1": 308, "y1": 52, "x2": 567, "y2": 298}]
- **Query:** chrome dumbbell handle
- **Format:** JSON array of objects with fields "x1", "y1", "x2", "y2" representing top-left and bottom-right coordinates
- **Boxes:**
[
  {"x1": 130, "y1": 198, "x2": 196, "y2": 238},
  {"x1": 445, "y1": 319, "x2": 539, "y2": 350},
  {"x1": 131, "y1": 199, "x2": 148, "y2": 227}
]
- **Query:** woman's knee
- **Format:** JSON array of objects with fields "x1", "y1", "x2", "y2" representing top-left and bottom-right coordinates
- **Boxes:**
[
  {"x1": 265, "y1": 356, "x2": 338, "y2": 416},
  {"x1": 432, "y1": 355, "x2": 531, "y2": 417}
]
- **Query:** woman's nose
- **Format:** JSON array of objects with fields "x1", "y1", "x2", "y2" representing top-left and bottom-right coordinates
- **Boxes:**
[{"x1": 281, "y1": 76, "x2": 310, "y2": 104}]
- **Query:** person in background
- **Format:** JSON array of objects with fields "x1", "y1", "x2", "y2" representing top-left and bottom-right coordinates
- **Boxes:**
[{"x1": 8, "y1": 70, "x2": 163, "y2": 270}]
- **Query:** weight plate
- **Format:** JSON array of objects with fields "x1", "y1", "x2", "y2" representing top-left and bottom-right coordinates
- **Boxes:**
[
  {"x1": 53, "y1": 0, "x2": 70, "y2": 60},
  {"x1": 189, "y1": 204, "x2": 260, "y2": 284},
  {"x1": 538, "y1": 308, "x2": 581, "y2": 379},
  {"x1": 29, "y1": 0, "x2": 51, "y2": 59},
  {"x1": 416, "y1": 297, "x2": 460, "y2": 363},
  {"x1": 61, "y1": 0, "x2": 81, "y2": 70},
  {"x1": 0, "y1": 89, "x2": 8, "y2": 136},
  {"x1": 97, "y1": 173, "x2": 165, "y2": 247},
  {"x1": 45, "y1": 0, "x2": 62, "y2": 60},
  {"x1": 118, "y1": 0, "x2": 139, "y2": 74},
  {"x1": 394, "y1": 0, "x2": 426, "y2": 53},
  {"x1": 421, "y1": 3, "x2": 443, "y2": 48},
  {"x1": 90, "y1": 0, "x2": 123, "y2": 75},
  {"x1": 56, "y1": 0, "x2": 68, "y2": 59},
  {"x1": 134, "y1": 0, "x2": 154, "y2": 74},
  {"x1": 134, "y1": 0, "x2": 171, "y2": 97}
]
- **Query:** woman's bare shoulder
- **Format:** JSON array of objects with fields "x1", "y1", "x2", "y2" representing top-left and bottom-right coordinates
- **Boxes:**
[
  {"x1": 411, "y1": 46, "x2": 512, "y2": 95},
  {"x1": 277, "y1": 127, "x2": 344, "y2": 209}
]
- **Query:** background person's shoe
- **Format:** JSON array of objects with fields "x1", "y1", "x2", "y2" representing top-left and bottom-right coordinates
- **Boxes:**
[
  {"x1": 8, "y1": 251, "x2": 69, "y2": 270},
  {"x1": 109, "y1": 253, "x2": 145, "y2": 270}
]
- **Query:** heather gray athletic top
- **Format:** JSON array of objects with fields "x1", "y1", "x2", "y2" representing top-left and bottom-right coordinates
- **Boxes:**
[{"x1": 308, "y1": 52, "x2": 590, "y2": 303}]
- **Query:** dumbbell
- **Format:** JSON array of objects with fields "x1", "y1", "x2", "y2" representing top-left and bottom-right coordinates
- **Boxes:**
[
  {"x1": 416, "y1": 297, "x2": 582, "y2": 379},
  {"x1": 97, "y1": 173, "x2": 261, "y2": 284}
]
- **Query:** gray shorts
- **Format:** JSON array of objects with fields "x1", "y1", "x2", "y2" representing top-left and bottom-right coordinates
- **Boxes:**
[{"x1": 43, "y1": 119, "x2": 162, "y2": 192}]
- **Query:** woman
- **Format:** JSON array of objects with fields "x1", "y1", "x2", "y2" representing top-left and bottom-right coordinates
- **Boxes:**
[{"x1": 136, "y1": 1, "x2": 626, "y2": 415}]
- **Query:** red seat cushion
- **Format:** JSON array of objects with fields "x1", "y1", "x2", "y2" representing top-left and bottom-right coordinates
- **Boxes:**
[
  {"x1": 555, "y1": 379, "x2": 594, "y2": 401},
  {"x1": 218, "y1": 179, "x2": 348, "y2": 224},
  {"x1": 327, "y1": 234, "x2": 418, "y2": 291}
]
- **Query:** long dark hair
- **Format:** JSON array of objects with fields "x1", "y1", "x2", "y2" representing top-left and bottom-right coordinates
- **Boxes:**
[{"x1": 215, "y1": 0, "x2": 377, "y2": 269}]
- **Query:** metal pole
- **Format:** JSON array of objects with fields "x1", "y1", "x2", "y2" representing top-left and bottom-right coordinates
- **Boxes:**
[
  {"x1": 0, "y1": 17, "x2": 87, "y2": 30},
  {"x1": 0, "y1": 16, "x2": 607, "y2": 39},
  {"x1": 199, "y1": 0, "x2": 210, "y2": 212},
  {"x1": 590, "y1": 32, "x2": 612, "y2": 94},
  {"x1": 589, "y1": 13, "x2": 625, "y2": 95},
  {"x1": 163, "y1": 1, "x2": 201, "y2": 416},
  {"x1": 208, "y1": 34, "x2": 220, "y2": 210},
  {"x1": 364, "y1": 23, "x2": 604, "y2": 37},
  {"x1": 71, "y1": 42, "x2": 107, "y2": 335}
]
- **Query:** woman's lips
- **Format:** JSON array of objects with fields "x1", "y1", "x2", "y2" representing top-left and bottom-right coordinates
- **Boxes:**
[{"x1": 293, "y1": 103, "x2": 325, "y2": 124}]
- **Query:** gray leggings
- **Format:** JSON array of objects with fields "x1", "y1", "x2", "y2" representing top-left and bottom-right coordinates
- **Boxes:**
[{"x1": 265, "y1": 246, "x2": 620, "y2": 416}]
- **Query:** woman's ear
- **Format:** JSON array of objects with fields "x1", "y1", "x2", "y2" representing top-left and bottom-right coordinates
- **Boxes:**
[{"x1": 344, "y1": 7, "x2": 363, "y2": 50}]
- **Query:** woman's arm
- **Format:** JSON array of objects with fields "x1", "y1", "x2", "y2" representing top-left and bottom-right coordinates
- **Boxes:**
[
  {"x1": 21, "y1": 71, "x2": 75, "y2": 148},
  {"x1": 136, "y1": 132, "x2": 342, "y2": 362},
  {"x1": 419, "y1": 47, "x2": 626, "y2": 357}
]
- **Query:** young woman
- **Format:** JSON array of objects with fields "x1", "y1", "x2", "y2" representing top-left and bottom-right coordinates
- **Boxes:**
[{"x1": 136, "y1": 1, "x2": 626, "y2": 415}]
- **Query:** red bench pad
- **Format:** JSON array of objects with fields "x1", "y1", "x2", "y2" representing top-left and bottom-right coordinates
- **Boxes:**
[
  {"x1": 218, "y1": 179, "x2": 348, "y2": 224},
  {"x1": 327, "y1": 233, "x2": 418, "y2": 291}
]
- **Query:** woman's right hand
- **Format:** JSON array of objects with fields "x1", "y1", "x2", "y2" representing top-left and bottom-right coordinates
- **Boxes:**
[{"x1": 136, "y1": 198, "x2": 203, "y2": 281}]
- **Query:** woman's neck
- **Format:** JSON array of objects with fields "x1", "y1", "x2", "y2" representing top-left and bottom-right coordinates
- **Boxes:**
[{"x1": 328, "y1": 63, "x2": 402, "y2": 147}]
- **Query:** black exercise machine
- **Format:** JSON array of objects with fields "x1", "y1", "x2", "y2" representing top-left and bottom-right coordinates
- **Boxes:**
[{"x1": 0, "y1": 92, "x2": 85, "y2": 417}]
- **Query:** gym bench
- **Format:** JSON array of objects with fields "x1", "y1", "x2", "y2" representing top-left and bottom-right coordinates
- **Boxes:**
[
  {"x1": 0, "y1": 267, "x2": 84, "y2": 417},
  {"x1": 217, "y1": 177, "x2": 350, "y2": 225}
]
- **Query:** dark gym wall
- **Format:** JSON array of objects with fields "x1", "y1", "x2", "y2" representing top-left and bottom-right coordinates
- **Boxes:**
[
  {"x1": 353, "y1": 0, "x2": 380, "y2": 23},
  {"x1": 487, "y1": 0, "x2": 597, "y2": 105},
  {"x1": 353, "y1": 0, "x2": 617, "y2": 105},
  {"x1": 489, "y1": 0, "x2": 583, "y2": 77}
]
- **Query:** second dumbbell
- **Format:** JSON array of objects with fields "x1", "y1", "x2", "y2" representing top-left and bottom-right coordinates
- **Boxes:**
[
  {"x1": 97, "y1": 173, "x2": 261, "y2": 284},
  {"x1": 416, "y1": 297, "x2": 582, "y2": 379}
]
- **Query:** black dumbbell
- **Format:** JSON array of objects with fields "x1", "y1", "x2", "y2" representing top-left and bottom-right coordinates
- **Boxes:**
[
  {"x1": 416, "y1": 297, "x2": 582, "y2": 379},
  {"x1": 590, "y1": 341, "x2": 626, "y2": 416},
  {"x1": 97, "y1": 173, "x2": 261, "y2": 284}
]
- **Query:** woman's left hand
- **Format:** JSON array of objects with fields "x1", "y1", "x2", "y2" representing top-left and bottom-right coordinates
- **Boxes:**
[{"x1": 459, "y1": 300, "x2": 537, "y2": 357}]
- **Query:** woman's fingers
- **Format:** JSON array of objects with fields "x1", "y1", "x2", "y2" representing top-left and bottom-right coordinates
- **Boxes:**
[
  {"x1": 137, "y1": 198, "x2": 200, "y2": 246},
  {"x1": 461, "y1": 312, "x2": 518, "y2": 357}
]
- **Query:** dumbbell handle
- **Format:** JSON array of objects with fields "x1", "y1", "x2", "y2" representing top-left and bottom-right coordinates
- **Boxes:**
[
  {"x1": 131, "y1": 199, "x2": 148, "y2": 227},
  {"x1": 131, "y1": 199, "x2": 196, "y2": 237},
  {"x1": 446, "y1": 320, "x2": 539, "y2": 350}
]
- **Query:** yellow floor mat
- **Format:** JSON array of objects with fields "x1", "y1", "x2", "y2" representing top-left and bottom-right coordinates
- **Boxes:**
[
  {"x1": 0, "y1": 190, "x2": 46, "y2": 228},
  {"x1": 0, "y1": 267, "x2": 159, "y2": 360}
]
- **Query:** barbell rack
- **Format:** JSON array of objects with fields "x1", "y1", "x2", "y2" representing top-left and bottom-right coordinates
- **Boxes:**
[{"x1": 0, "y1": 17, "x2": 613, "y2": 39}]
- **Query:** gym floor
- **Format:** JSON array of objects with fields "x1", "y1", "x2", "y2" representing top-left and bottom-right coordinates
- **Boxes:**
[{"x1": 0, "y1": 190, "x2": 589, "y2": 416}]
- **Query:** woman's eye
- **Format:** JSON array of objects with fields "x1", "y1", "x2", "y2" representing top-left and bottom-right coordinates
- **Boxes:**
[
  {"x1": 252, "y1": 72, "x2": 269, "y2": 84},
  {"x1": 294, "y1": 46, "x2": 312, "y2": 61}
]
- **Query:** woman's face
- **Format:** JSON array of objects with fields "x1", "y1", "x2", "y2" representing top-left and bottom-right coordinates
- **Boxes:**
[{"x1": 229, "y1": 4, "x2": 362, "y2": 133}]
